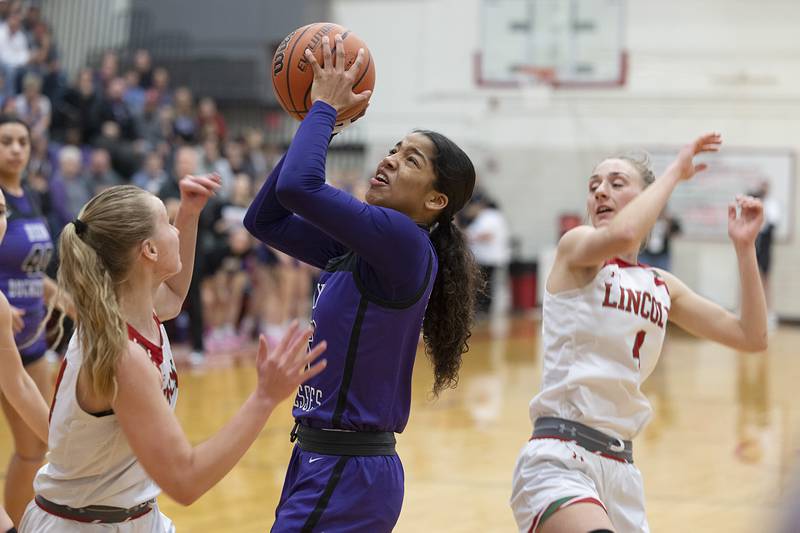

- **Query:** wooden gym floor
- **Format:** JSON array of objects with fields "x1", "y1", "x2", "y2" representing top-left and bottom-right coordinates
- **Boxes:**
[{"x1": 2, "y1": 316, "x2": 799, "y2": 532}]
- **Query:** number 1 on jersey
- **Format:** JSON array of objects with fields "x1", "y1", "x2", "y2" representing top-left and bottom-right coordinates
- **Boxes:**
[{"x1": 632, "y1": 330, "x2": 646, "y2": 369}]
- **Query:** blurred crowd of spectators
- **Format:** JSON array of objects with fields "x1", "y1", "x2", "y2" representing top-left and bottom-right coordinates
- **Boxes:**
[{"x1": 0, "y1": 1, "x2": 314, "y2": 362}]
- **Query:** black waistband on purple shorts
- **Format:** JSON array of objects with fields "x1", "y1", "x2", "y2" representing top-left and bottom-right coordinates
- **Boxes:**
[{"x1": 292, "y1": 422, "x2": 397, "y2": 456}]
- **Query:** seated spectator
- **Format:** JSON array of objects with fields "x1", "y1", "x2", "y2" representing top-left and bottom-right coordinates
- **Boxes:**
[
  {"x1": 197, "y1": 96, "x2": 226, "y2": 141},
  {"x1": 197, "y1": 136, "x2": 233, "y2": 197},
  {"x1": 93, "y1": 120, "x2": 141, "y2": 179},
  {"x1": 151, "y1": 66, "x2": 172, "y2": 107},
  {"x1": 16, "y1": 20, "x2": 60, "y2": 96},
  {"x1": 49, "y1": 145, "x2": 91, "y2": 232},
  {"x1": 172, "y1": 86, "x2": 197, "y2": 142},
  {"x1": 0, "y1": 7, "x2": 28, "y2": 97},
  {"x1": 122, "y1": 69, "x2": 146, "y2": 115},
  {"x1": 94, "y1": 49, "x2": 118, "y2": 94},
  {"x1": 243, "y1": 128, "x2": 268, "y2": 177},
  {"x1": 54, "y1": 68, "x2": 100, "y2": 143},
  {"x1": 225, "y1": 138, "x2": 255, "y2": 177},
  {"x1": 86, "y1": 147, "x2": 122, "y2": 193},
  {"x1": 27, "y1": 133, "x2": 52, "y2": 179},
  {"x1": 96, "y1": 76, "x2": 138, "y2": 141},
  {"x1": 131, "y1": 151, "x2": 167, "y2": 194},
  {"x1": 14, "y1": 71, "x2": 50, "y2": 141},
  {"x1": 135, "y1": 89, "x2": 165, "y2": 150},
  {"x1": 133, "y1": 48, "x2": 153, "y2": 89},
  {"x1": 21, "y1": 3, "x2": 41, "y2": 38}
]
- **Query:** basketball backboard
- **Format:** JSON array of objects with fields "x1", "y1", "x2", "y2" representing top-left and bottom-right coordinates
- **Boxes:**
[{"x1": 476, "y1": 0, "x2": 626, "y2": 88}]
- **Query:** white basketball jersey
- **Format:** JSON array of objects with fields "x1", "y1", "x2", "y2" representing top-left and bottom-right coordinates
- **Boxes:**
[
  {"x1": 529, "y1": 259, "x2": 671, "y2": 440},
  {"x1": 34, "y1": 318, "x2": 178, "y2": 508}
]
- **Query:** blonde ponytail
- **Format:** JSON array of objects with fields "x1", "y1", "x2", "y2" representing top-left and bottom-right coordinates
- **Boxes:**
[{"x1": 57, "y1": 186, "x2": 156, "y2": 400}]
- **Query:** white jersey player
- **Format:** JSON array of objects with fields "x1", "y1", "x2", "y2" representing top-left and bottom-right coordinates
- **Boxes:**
[
  {"x1": 511, "y1": 133, "x2": 769, "y2": 533},
  {"x1": 23, "y1": 320, "x2": 178, "y2": 532},
  {"x1": 18, "y1": 182, "x2": 326, "y2": 532}
]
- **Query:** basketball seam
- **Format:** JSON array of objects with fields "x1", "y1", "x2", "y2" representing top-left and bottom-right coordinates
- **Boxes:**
[{"x1": 285, "y1": 24, "x2": 318, "y2": 119}]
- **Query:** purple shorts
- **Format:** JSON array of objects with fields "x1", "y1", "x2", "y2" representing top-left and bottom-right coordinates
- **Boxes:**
[{"x1": 271, "y1": 445, "x2": 404, "y2": 532}]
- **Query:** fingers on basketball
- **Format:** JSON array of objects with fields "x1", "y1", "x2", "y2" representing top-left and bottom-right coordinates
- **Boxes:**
[
  {"x1": 304, "y1": 48, "x2": 322, "y2": 77},
  {"x1": 334, "y1": 34, "x2": 346, "y2": 72},
  {"x1": 321, "y1": 35, "x2": 333, "y2": 68}
]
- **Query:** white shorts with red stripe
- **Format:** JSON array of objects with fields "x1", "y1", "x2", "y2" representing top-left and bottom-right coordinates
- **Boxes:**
[
  {"x1": 510, "y1": 438, "x2": 650, "y2": 532},
  {"x1": 19, "y1": 500, "x2": 175, "y2": 533}
]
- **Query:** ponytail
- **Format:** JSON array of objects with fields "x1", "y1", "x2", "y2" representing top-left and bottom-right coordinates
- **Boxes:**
[
  {"x1": 59, "y1": 223, "x2": 127, "y2": 399},
  {"x1": 57, "y1": 186, "x2": 156, "y2": 401},
  {"x1": 423, "y1": 218, "x2": 481, "y2": 395},
  {"x1": 413, "y1": 130, "x2": 478, "y2": 396}
]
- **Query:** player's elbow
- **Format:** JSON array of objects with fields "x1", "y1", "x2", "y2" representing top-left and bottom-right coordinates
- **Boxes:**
[
  {"x1": 607, "y1": 225, "x2": 640, "y2": 254},
  {"x1": 243, "y1": 205, "x2": 257, "y2": 234},
  {"x1": 743, "y1": 335, "x2": 768, "y2": 353},
  {"x1": 165, "y1": 489, "x2": 198, "y2": 507},
  {"x1": 274, "y1": 170, "x2": 304, "y2": 207},
  {"x1": 161, "y1": 477, "x2": 202, "y2": 506}
]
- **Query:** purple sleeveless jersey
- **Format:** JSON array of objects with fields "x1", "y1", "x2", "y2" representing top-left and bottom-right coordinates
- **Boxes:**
[{"x1": 0, "y1": 188, "x2": 53, "y2": 362}]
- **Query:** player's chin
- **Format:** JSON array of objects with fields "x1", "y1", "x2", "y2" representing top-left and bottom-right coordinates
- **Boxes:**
[
  {"x1": 167, "y1": 260, "x2": 182, "y2": 278},
  {"x1": 364, "y1": 188, "x2": 386, "y2": 206}
]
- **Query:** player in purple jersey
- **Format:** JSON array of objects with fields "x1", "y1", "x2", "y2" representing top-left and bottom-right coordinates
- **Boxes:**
[
  {"x1": 245, "y1": 35, "x2": 480, "y2": 532},
  {"x1": 0, "y1": 115, "x2": 72, "y2": 524},
  {"x1": 0, "y1": 187, "x2": 50, "y2": 533}
]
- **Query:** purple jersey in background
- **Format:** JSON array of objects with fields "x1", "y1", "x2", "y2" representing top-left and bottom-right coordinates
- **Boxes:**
[{"x1": 0, "y1": 188, "x2": 53, "y2": 363}]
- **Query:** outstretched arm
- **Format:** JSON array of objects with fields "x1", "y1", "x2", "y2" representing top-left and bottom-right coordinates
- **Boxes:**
[
  {"x1": 663, "y1": 196, "x2": 768, "y2": 352},
  {"x1": 114, "y1": 324, "x2": 327, "y2": 505},
  {"x1": 558, "y1": 133, "x2": 722, "y2": 268},
  {"x1": 0, "y1": 294, "x2": 49, "y2": 443}
]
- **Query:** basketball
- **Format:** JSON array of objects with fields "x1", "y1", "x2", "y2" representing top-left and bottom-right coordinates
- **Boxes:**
[{"x1": 271, "y1": 22, "x2": 375, "y2": 128}]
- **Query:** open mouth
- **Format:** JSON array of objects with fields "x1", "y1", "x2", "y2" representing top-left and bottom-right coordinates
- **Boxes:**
[
  {"x1": 596, "y1": 206, "x2": 613, "y2": 215},
  {"x1": 372, "y1": 173, "x2": 389, "y2": 185}
]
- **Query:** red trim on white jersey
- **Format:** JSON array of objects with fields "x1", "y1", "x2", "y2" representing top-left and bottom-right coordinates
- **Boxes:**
[
  {"x1": 604, "y1": 257, "x2": 644, "y2": 269},
  {"x1": 605, "y1": 257, "x2": 671, "y2": 296},
  {"x1": 49, "y1": 358, "x2": 68, "y2": 423},
  {"x1": 127, "y1": 315, "x2": 163, "y2": 366}
]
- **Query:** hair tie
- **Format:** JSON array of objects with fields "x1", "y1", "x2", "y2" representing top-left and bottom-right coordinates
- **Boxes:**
[{"x1": 72, "y1": 218, "x2": 88, "y2": 236}]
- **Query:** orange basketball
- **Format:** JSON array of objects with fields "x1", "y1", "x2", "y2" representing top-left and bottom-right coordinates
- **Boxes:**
[{"x1": 271, "y1": 22, "x2": 375, "y2": 128}]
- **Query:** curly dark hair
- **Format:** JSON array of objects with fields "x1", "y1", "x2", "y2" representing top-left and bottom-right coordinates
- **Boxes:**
[{"x1": 416, "y1": 130, "x2": 480, "y2": 396}]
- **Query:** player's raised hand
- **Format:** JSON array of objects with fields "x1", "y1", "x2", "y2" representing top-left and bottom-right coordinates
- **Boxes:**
[
  {"x1": 254, "y1": 321, "x2": 327, "y2": 407},
  {"x1": 728, "y1": 195, "x2": 764, "y2": 248},
  {"x1": 178, "y1": 173, "x2": 222, "y2": 216},
  {"x1": 668, "y1": 132, "x2": 722, "y2": 182},
  {"x1": 306, "y1": 34, "x2": 372, "y2": 114}
]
